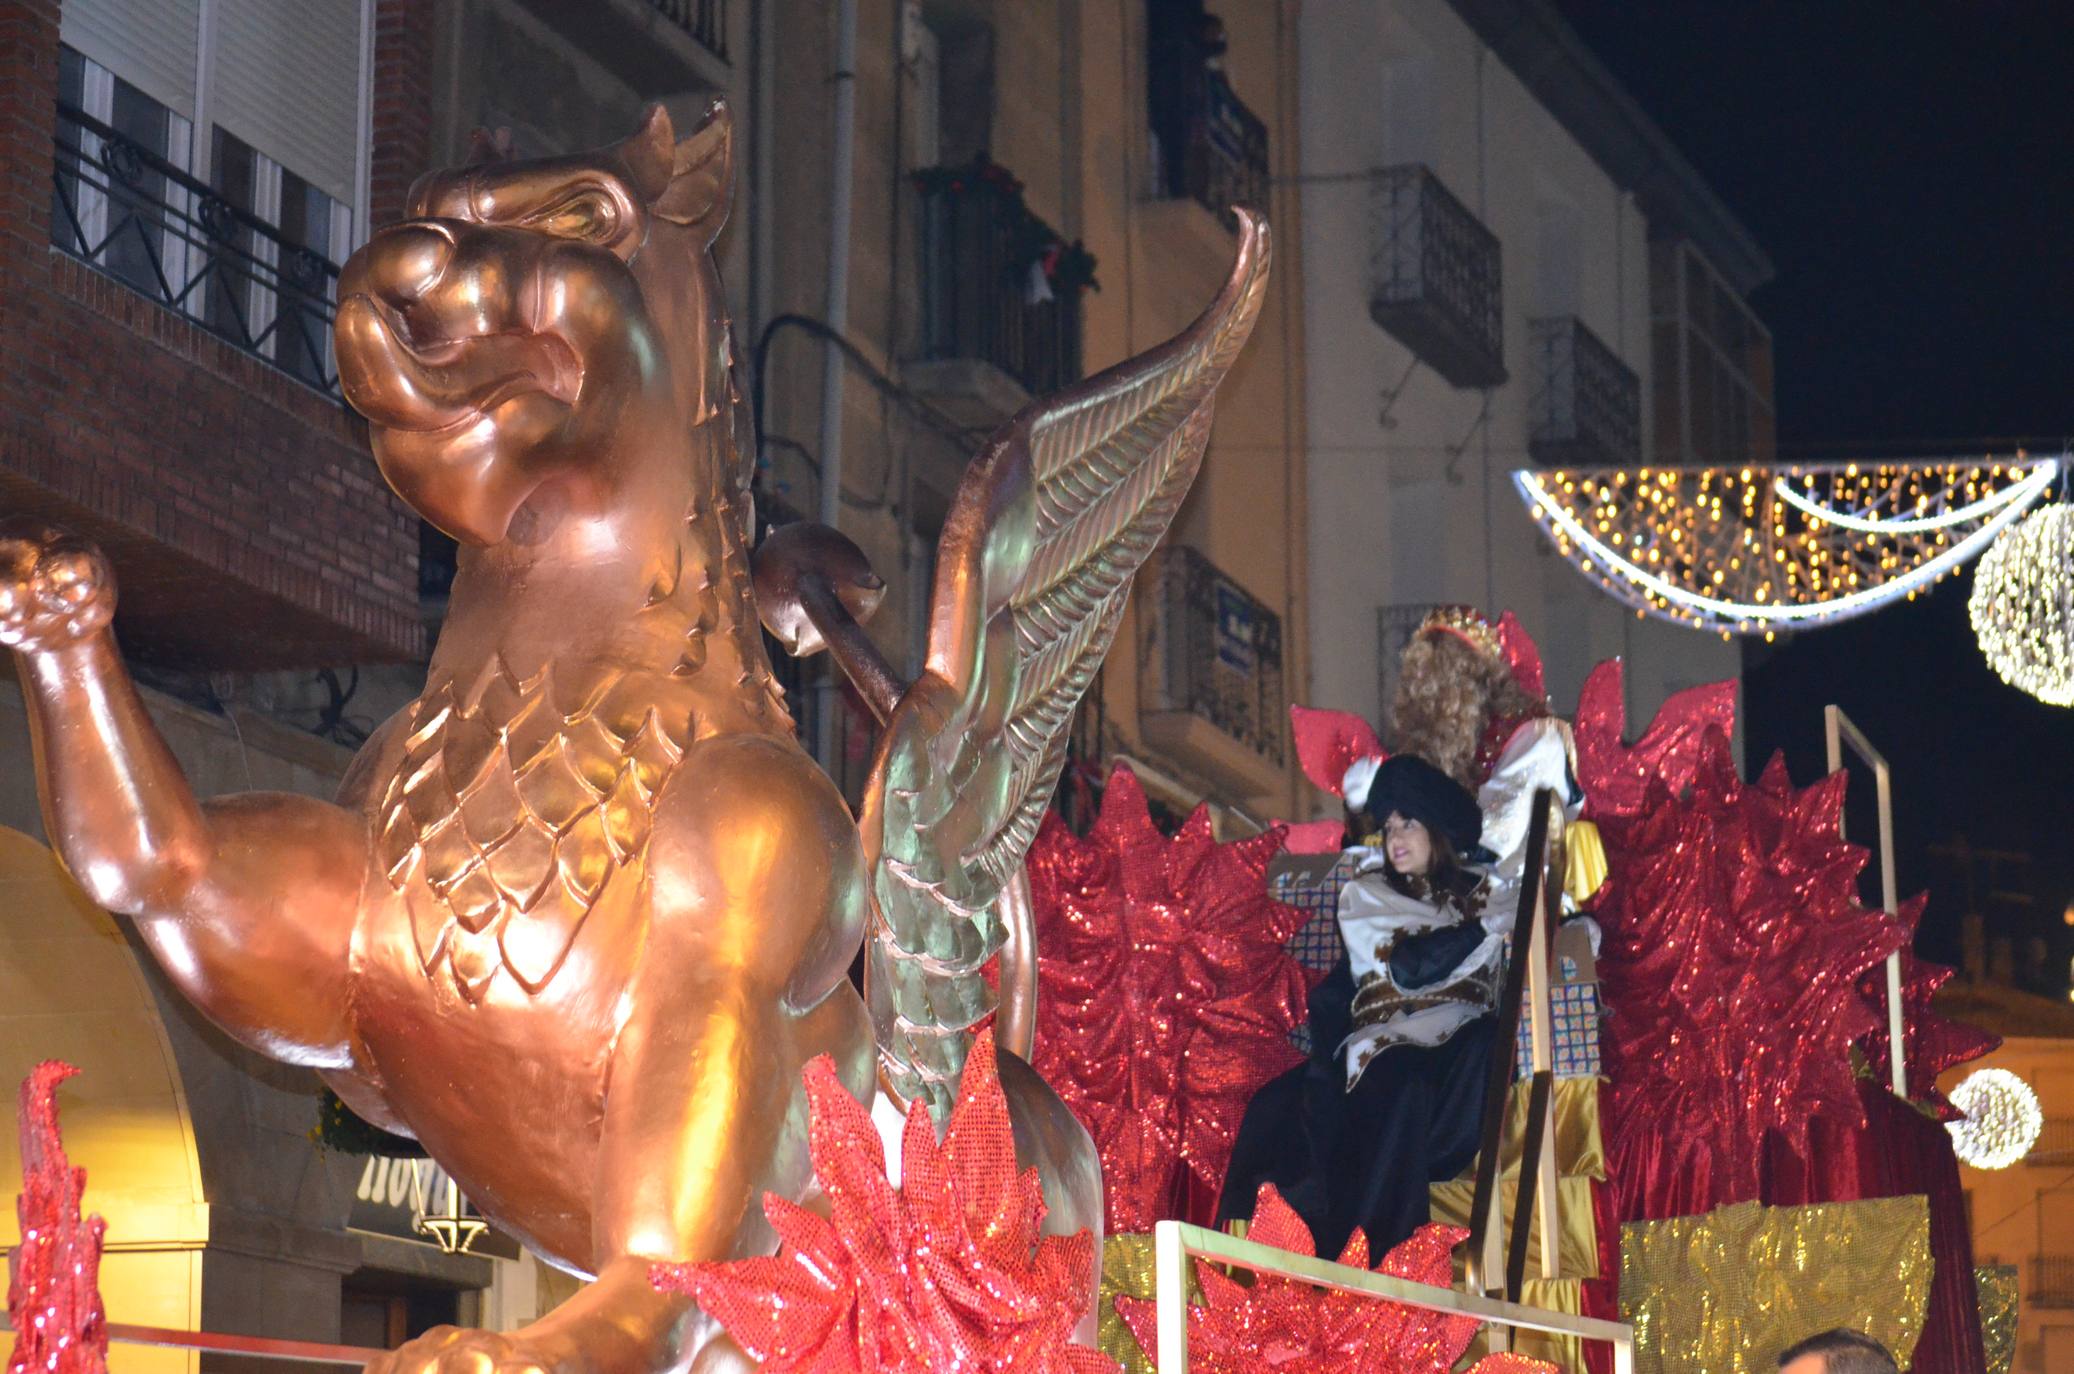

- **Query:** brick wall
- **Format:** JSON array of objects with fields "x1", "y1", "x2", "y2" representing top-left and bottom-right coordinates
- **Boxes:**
[
  {"x1": 371, "y1": 0, "x2": 435, "y2": 227},
  {"x1": 0, "y1": 0, "x2": 428, "y2": 668}
]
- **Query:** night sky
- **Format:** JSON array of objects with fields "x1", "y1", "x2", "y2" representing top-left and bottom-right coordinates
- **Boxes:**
[{"x1": 1551, "y1": 3, "x2": 2074, "y2": 989}]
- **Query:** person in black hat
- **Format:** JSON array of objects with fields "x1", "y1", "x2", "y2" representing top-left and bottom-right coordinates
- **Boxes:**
[{"x1": 1217, "y1": 753, "x2": 1514, "y2": 1257}]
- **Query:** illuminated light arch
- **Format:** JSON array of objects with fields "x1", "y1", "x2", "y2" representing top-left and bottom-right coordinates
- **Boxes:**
[{"x1": 1512, "y1": 455, "x2": 2061, "y2": 637}]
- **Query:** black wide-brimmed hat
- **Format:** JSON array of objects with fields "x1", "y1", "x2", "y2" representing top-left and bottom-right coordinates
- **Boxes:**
[{"x1": 1362, "y1": 754, "x2": 1486, "y2": 860}]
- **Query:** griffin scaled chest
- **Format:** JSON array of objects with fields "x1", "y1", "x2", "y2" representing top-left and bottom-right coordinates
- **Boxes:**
[{"x1": 373, "y1": 650, "x2": 698, "y2": 1001}]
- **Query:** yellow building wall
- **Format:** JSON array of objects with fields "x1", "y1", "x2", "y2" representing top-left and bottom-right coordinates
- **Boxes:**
[
  {"x1": 1940, "y1": 1037, "x2": 2074, "y2": 1374},
  {"x1": 0, "y1": 826, "x2": 205, "y2": 1374}
]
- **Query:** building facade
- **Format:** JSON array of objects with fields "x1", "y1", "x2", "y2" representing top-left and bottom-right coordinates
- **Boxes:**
[
  {"x1": 748, "y1": 0, "x2": 1310, "y2": 828},
  {"x1": 1297, "y1": 0, "x2": 1774, "y2": 750},
  {"x1": 1934, "y1": 983, "x2": 2074, "y2": 1374}
]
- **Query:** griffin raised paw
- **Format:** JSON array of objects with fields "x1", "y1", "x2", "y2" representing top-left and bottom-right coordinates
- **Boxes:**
[{"x1": 0, "y1": 525, "x2": 116, "y2": 653}]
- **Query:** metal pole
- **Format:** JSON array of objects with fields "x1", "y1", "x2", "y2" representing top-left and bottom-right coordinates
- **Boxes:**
[
  {"x1": 1826, "y1": 705, "x2": 1908, "y2": 1098},
  {"x1": 813, "y1": 0, "x2": 859, "y2": 770}
]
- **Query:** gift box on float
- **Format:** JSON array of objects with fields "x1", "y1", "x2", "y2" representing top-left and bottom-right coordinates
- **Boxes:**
[{"x1": 1514, "y1": 921, "x2": 1603, "y2": 1080}]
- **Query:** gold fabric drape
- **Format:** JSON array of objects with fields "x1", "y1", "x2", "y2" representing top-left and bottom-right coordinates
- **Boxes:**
[
  {"x1": 1429, "y1": 1175, "x2": 1600, "y2": 1280},
  {"x1": 1976, "y1": 1266, "x2": 2017, "y2": 1374},
  {"x1": 1563, "y1": 820, "x2": 1609, "y2": 907},
  {"x1": 1619, "y1": 1197, "x2": 1932, "y2": 1374},
  {"x1": 1453, "y1": 1076, "x2": 1605, "y2": 1182}
]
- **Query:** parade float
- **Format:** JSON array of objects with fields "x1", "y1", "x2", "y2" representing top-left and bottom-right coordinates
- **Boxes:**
[{"x1": 0, "y1": 97, "x2": 2028, "y2": 1374}]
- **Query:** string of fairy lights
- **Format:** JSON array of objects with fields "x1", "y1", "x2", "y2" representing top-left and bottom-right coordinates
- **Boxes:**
[{"x1": 1512, "y1": 455, "x2": 2063, "y2": 641}]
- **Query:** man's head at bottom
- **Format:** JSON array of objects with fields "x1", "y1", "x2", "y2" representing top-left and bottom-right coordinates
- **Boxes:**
[{"x1": 1779, "y1": 1329, "x2": 1900, "y2": 1374}]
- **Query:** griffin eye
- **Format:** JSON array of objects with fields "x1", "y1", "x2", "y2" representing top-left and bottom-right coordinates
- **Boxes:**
[{"x1": 527, "y1": 189, "x2": 623, "y2": 243}]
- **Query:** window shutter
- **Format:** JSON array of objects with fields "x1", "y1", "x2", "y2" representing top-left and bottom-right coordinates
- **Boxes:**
[
  {"x1": 59, "y1": 0, "x2": 201, "y2": 119},
  {"x1": 210, "y1": 0, "x2": 366, "y2": 207}
]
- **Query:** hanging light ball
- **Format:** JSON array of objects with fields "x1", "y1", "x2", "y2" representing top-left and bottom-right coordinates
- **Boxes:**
[
  {"x1": 1971, "y1": 504, "x2": 2074, "y2": 705},
  {"x1": 1946, "y1": 1068, "x2": 2043, "y2": 1170}
]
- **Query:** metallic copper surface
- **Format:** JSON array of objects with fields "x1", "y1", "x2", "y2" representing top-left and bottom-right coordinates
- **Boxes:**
[{"x1": 1, "y1": 100, "x2": 1267, "y2": 1374}]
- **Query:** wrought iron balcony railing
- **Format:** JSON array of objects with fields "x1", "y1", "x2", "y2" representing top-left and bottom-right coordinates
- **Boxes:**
[
  {"x1": 646, "y1": 0, "x2": 727, "y2": 63},
  {"x1": 49, "y1": 102, "x2": 342, "y2": 397},
  {"x1": 2027, "y1": 1116, "x2": 2074, "y2": 1165},
  {"x1": 1369, "y1": 165, "x2": 1506, "y2": 389},
  {"x1": 2030, "y1": 1256, "x2": 2074, "y2": 1309},
  {"x1": 1527, "y1": 316, "x2": 1642, "y2": 468},
  {"x1": 1140, "y1": 545, "x2": 1286, "y2": 767},
  {"x1": 1161, "y1": 73, "x2": 1269, "y2": 224},
  {"x1": 916, "y1": 170, "x2": 1083, "y2": 400}
]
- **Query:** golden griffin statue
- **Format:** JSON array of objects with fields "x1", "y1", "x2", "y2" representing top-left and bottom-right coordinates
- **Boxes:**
[{"x1": 0, "y1": 102, "x2": 1266, "y2": 1372}]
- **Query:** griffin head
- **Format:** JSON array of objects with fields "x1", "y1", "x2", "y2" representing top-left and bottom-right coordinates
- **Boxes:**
[{"x1": 336, "y1": 103, "x2": 735, "y2": 547}]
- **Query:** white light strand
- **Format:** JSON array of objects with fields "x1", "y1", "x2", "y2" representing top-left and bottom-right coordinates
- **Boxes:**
[
  {"x1": 1970, "y1": 503, "x2": 2074, "y2": 706},
  {"x1": 1772, "y1": 468, "x2": 2048, "y2": 534},
  {"x1": 1513, "y1": 457, "x2": 2060, "y2": 637},
  {"x1": 1946, "y1": 1068, "x2": 2043, "y2": 1170}
]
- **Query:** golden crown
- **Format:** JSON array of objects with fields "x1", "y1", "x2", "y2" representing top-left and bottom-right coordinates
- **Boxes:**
[{"x1": 1418, "y1": 605, "x2": 1502, "y2": 661}]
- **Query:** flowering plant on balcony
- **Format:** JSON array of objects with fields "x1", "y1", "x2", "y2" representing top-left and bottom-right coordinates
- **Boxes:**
[{"x1": 912, "y1": 155, "x2": 1101, "y2": 294}]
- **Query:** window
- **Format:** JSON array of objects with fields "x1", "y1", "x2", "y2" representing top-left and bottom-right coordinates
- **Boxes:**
[
  {"x1": 208, "y1": 127, "x2": 350, "y2": 387},
  {"x1": 54, "y1": 45, "x2": 193, "y2": 299},
  {"x1": 905, "y1": 1, "x2": 994, "y2": 170},
  {"x1": 52, "y1": 0, "x2": 371, "y2": 392}
]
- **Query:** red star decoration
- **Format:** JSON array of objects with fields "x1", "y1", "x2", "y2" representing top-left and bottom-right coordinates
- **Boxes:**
[
  {"x1": 1853, "y1": 907, "x2": 2000, "y2": 1119},
  {"x1": 8, "y1": 1062, "x2": 109, "y2": 1374},
  {"x1": 1572, "y1": 659, "x2": 1738, "y2": 822},
  {"x1": 1114, "y1": 1186, "x2": 1557, "y2": 1374},
  {"x1": 652, "y1": 1031, "x2": 1112, "y2": 1374},
  {"x1": 1592, "y1": 727, "x2": 1908, "y2": 1221},
  {"x1": 1026, "y1": 766, "x2": 1313, "y2": 1232}
]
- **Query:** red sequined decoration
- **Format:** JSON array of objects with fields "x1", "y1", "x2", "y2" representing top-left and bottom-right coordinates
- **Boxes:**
[
  {"x1": 1854, "y1": 928, "x2": 1999, "y2": 1120},
  {"x1": 8, "y1": 1062, "x2": 109, "y2": 1374},
  {"x1": 652, "y1": 1030, "x2": 1113, "y2": 1373},
  {"x1": 1571, "y1": 659, "x2": 1738, "y2": 822},
  {"x1": 1273, "y1": 817, "x2": 1349, "y2": 855},
  {"x1": 1026, "y1": 767, "x2": 1312, "y2": 1232},
  {"x1": 1592, "y1": 727, "x2": 1909, "y2": 1222},
  {"x1": 1290, "y1": 706, "x2": 1385, "y2": 799},
  {"x1": 1494, "y1": 611, "x2": 1547, "y2": 703},
  {"x1": 1113, "y1": 1186, "x2": 1555, "y2": 1374}
]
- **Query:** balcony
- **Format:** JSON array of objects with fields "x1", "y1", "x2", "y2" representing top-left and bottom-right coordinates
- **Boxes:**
[
  {"x1": 50, "y1": 103, "x2": 342, "y2": 398},
  {"x1": 910, "y1": 163, "x2": 1086, "y2": 427},
  {"x1": 1369, "y1": 165, "x2": 1507, "y2": 389},
  {"x1": 1527, "y1": 316, "x2": 1642, "y2": 468},
  {"x1": 2030, "y1": 1257, "x2": 2074, "y2": 1309},
  {"x1": 517, "y1": 0, "x2": 730, "y2": 95},
  {"x1": 647, "y1": 0, "x2": 727, "y2": 63},
  {"x1": 1650, "y1": 237, "x2": 1776, "y2": 467},
  {"x1": 1154, "y1": 72, "x2": 1269, "y2": 225},
  {"x1": 2027, "y1": 1117, "x2": 2074, "y2": 1166},
  {"x1": 1139, "y1": 546, "x2": 1286, "y2": 799}
]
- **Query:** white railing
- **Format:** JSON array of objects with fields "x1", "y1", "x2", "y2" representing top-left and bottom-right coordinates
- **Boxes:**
[{"x1": 1825, "y1": 705, "x2": 1906, "y2": 1097}]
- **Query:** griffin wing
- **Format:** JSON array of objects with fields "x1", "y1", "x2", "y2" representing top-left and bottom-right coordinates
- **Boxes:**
[{"x1": 858, "y1": 211, "x2": 1271, "y2": 1119}]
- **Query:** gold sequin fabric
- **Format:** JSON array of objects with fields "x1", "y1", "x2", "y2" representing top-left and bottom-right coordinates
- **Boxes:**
[
  {"x1": 1976, "y1": 1265, "x2": 2017, "y2": 1374},
  {"x1": 1619, "y1": 1197, "x2": 1932, "y2": 1374},
  {"x1": 1098, "y1": 1233, "x2": 1196, "y2": 1374}
]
